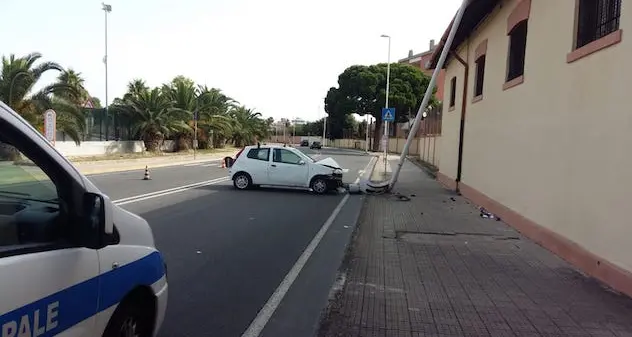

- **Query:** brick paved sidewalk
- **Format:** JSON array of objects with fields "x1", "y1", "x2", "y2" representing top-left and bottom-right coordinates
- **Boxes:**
[{"x1": 318, "y1": 160, "x2": 632, "y2": 337}]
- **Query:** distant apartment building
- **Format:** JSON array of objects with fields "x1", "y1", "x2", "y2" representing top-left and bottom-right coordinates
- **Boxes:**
[
  {"x1": 395, "y1": 40, "x2": 445, "y2": 138},
  {"x1": 431, "y1": 0, "x2": 632, "y2": 297}
]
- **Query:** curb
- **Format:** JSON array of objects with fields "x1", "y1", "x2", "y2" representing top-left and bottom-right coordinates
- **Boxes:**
[
  {"x1": 363, "y1": 156, "x2": 379, "y2": 181},
  {"x1": 77, "y1": 157, "x2": 225, "y2": 176},
  {"x1": 406, "y1": 156, "x2": 438, "y2": 179},
  {"x1": 317, "y1": 183, "x2": 371, "y2": 337}
]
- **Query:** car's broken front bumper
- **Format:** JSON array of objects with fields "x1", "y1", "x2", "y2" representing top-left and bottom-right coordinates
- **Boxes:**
[{"x1": 325, "y1": 173, "x2": 344, "y2": 189}]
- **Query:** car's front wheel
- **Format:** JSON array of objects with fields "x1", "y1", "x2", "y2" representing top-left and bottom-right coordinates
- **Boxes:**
[
  {"x1": 233, "y1": 173, "x2": 252, "y2": 190},
  {"x1": 102, "y1": 296, "x2": 154, "y2": 337},
  {"x1": 310, "y1": 177, "x2": 329, "y2": 195}
]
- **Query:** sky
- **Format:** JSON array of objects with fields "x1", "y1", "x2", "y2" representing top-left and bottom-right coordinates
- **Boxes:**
[{"x1": 1, "y1": 0, "x2": 461, "y2": 122}]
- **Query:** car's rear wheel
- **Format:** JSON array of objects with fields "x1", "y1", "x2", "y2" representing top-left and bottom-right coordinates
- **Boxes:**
[
  {"x1": 310, "y1": 177, "x2": 328, "y2": 195},
  {"x1": 233, "y1": 173, "x2": 252, "y2": 190}
]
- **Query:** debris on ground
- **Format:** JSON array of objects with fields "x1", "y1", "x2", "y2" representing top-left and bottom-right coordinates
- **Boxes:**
[{"x1": 480, "y1": 207, "x2": 501, "y2": 221}]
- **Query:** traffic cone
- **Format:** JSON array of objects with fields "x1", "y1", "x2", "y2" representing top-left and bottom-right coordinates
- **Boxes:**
[{"x1": 143, "y1": 166, "x2": 151, "y2": 180}]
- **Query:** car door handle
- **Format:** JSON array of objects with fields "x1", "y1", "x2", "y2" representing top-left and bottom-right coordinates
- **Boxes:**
[{"x1": 271, "y1": 164, "x2": 277, "y2": 167}]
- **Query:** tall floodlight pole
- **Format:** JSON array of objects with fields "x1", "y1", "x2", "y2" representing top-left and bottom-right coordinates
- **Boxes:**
[
  {"x1": 102, "y1": 3, "x2": 112, "y2": 141},
  {"x1": 380, "y1": 34, "x2": 391, "y2": 174},
  {"x1": 389, "y1": 0, "x2": 469, "y2": 190}
]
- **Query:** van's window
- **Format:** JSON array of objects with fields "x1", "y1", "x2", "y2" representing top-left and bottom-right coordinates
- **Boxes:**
[
  {"x1": 273, "y1": 149, "x2": 302, "y2": 165},
  {"x1": 247, "y1": 148, "x2": 270, "y2": 161},
  {"x1": 0, "y1": 141, "x2": 60, "y2": 247}
]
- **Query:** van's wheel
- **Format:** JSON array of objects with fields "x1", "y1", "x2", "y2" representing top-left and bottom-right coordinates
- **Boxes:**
[
  {"x1": 310, "y1": 177, "x2": 328, "y2": 195},
  {"x1": 233, "y1": 173, "x2": 252, "y2": 190},
  {"x1": 102, "y1": 299, "x2": 153, "y2": 337}
]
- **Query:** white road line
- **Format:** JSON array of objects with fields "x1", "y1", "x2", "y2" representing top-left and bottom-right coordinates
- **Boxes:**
[
  {"x1": 183, "y1": 163, "x2": 200, "y2": 167},
  {"x1": 113, "y1": 177, "x2": 229, "y2": 205},
  {"x1": 240, "y1": 194, "x2": 351, "y2": 337}
]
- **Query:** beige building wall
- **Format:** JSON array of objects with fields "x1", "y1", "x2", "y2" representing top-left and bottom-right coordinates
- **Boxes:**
[
  {"x1": 438, "y1": 45, "x2": 467, "y2": 180},
  {"x1": 438, "y1": 0, "x2": 632, "y2": 275}
]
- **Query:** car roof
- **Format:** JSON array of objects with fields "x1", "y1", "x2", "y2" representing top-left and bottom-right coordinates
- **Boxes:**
[{"x1": 245, "y1": 144, "x2": 296, "y2": 150}]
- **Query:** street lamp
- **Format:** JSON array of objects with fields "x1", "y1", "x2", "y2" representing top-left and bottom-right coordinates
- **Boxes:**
[
  {"x1": 380, "y1": 34, "x2": 391, "y2": 173},
  {"x1": 102, "y1": 3, "x2": 112, "y2": 141}
]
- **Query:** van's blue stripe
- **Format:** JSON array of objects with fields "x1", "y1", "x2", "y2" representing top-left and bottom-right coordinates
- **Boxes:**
[{"x1": 0, "y1": 251, "x2": 164, "y2": 336}]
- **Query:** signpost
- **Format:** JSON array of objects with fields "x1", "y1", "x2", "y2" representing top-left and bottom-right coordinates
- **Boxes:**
[
  {"x1": 381, "y1": 108, "x2": 395, "y2": 174},
  {"x1": 44, "y1": 109, "x2": 57, "y2": 145},
  {"x1": 381, "y1": 107, "x2": 395, "y2": 122}
]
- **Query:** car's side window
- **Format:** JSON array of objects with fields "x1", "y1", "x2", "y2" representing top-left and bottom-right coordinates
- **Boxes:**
[
  {"x1": 273, "y1": 149, "x2": 302, "y2": 165},
  {"x1": 246, "y1": 148, "x2": 270, "y2": 161},
  {"x1": 0, "y1": 139, "x2": 61, "y2": 248}
]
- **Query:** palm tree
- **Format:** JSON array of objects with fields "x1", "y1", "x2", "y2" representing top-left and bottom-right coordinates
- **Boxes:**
[
  {"x1": 161, "y1": 78, "x2": 198, "y2": 150},
  {"x1": 0, "y1": 53, "x2": 84, "y2": 144},
  {"x1": 55, "y1": 69, "x2": 91, "y2": 141},
  {"x1": 118, "y1": 87, "x2": 190, "y2": 151},
  {"x1": 196, "y1": 86, "x2": 236, "y2": 148},
  {"x1": 229, "y1": 106, "x2": 268, "y2": 147},
  {"x1": 57, "y1": 69, "x2": 88, "y2": 104},
  {"x1": 124, "y1": 79, "x2": 149, "y2": 100}
]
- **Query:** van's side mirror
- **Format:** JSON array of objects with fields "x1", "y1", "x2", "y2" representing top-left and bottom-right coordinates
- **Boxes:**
[
  {"x1": 82, "y1": 192, "x2": 114, "y2": 249},
  {"x1": 298, "y1": 160, "x2": 306, "y2": 165}
]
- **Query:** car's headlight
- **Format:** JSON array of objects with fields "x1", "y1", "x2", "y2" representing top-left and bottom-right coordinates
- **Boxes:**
[{"x1": 333, "y1": 168, "x2": 343, "y2": 175}]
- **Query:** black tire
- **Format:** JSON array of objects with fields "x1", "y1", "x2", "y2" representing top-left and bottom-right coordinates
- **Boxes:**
[
  {"x1": 310, "y1": 177, "x2": 329, "y2": 195},
  {"x1": 233, "y1": 172, "x2": 252, "y2": 190},
  {"x1": 102, "y1": 299, "x2": 153, "y2": 337}
]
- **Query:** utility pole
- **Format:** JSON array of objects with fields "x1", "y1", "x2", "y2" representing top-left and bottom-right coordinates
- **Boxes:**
[
  {"x1": 380, "y1": 34, "x2": 392, "y2": 174},
  {"x1": 102, "y1": 3, "x2": 112, "y2": 141},
  {"x1": 322, "y1": 116, "x2": 327, "y2": 146},
  {"x1": 365, "y1": 115, "x2": 370, "y2": 153}
]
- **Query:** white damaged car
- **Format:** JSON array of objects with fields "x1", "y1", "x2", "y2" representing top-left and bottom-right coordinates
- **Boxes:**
[{"x1": 228, "y1": 144, "x2": 344, "y2": 194}]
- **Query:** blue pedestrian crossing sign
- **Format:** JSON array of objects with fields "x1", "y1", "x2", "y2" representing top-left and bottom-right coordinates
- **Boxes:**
[{"x1": 382, "y1": 108, "x2": 395, "y2": 122}]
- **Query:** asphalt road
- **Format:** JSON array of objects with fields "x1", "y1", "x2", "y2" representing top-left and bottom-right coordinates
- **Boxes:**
[{"x1": 87, "y1": 147, "x2": 373, "y2": 337}]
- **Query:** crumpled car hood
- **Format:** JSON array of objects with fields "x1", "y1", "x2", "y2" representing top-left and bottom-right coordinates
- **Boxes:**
[{"x1": 315, "y1": 157, "x2": 341, "y2": 169}]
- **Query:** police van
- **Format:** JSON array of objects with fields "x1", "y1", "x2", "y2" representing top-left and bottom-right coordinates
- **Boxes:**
[{"x1": 0, "y1": 101, "x2": 168, "y2": 336}]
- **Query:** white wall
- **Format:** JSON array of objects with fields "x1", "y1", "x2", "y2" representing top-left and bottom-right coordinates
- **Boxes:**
[{"x1": 53, "y1": 140, "x2": 176, "y2": 157}]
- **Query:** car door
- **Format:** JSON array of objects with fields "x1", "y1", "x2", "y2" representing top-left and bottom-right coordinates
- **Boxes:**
[
  {"x1": 268, "y1": 148, "x2": 309, "y2": 187},
  {"x1": 0, "y1": 119, "x2": 99, "y2": 336},
  {"x1": 244, "y1": 147, "x2": 270, "y2": 184}
]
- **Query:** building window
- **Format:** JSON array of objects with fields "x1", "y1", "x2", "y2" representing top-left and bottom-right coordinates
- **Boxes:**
[
  {"x1": 507, "y1": 20, "x2": 528, "y2": 82},
  {"x1": 576, "y1": 0, "x2": 621, "y2": 49},
  {"x1": 449, "y1": 77, "x2": 456, "y2": 108},
  {"x1": 474, "y1": 55, "x2": 486, "y2": 98}
]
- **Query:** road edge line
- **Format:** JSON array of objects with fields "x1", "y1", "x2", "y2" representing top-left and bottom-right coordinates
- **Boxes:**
[{"x1": 240, "y1": 193, "x2": 351, "y2": 337}]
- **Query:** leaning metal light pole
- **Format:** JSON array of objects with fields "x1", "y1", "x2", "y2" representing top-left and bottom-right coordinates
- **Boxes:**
[
  {"x1": 388, "y1": 0, "x2": 469, "y2": 190},
  {"x1": 102, "y1": 3, "x2": 112, "y2": 141},
  {"x1": 380, "y1": 34, "x2": 391, "y2": 175}
]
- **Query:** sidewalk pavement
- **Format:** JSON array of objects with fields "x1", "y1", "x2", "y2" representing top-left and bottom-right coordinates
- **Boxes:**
[
  {"x1": 319, "y1": 159, "x2": 632, "y2": 337},
  {"x1": 71, "y1": 150, "x2": 237, "y2": 175}
]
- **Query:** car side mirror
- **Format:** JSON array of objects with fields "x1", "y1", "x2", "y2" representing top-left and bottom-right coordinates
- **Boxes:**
[
  {"x1": 298, "y1": 160, "x2": 306, "y2": 165},
  {"x1": 81, "y1": 192, "x2": 113, "y2": 249}
]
